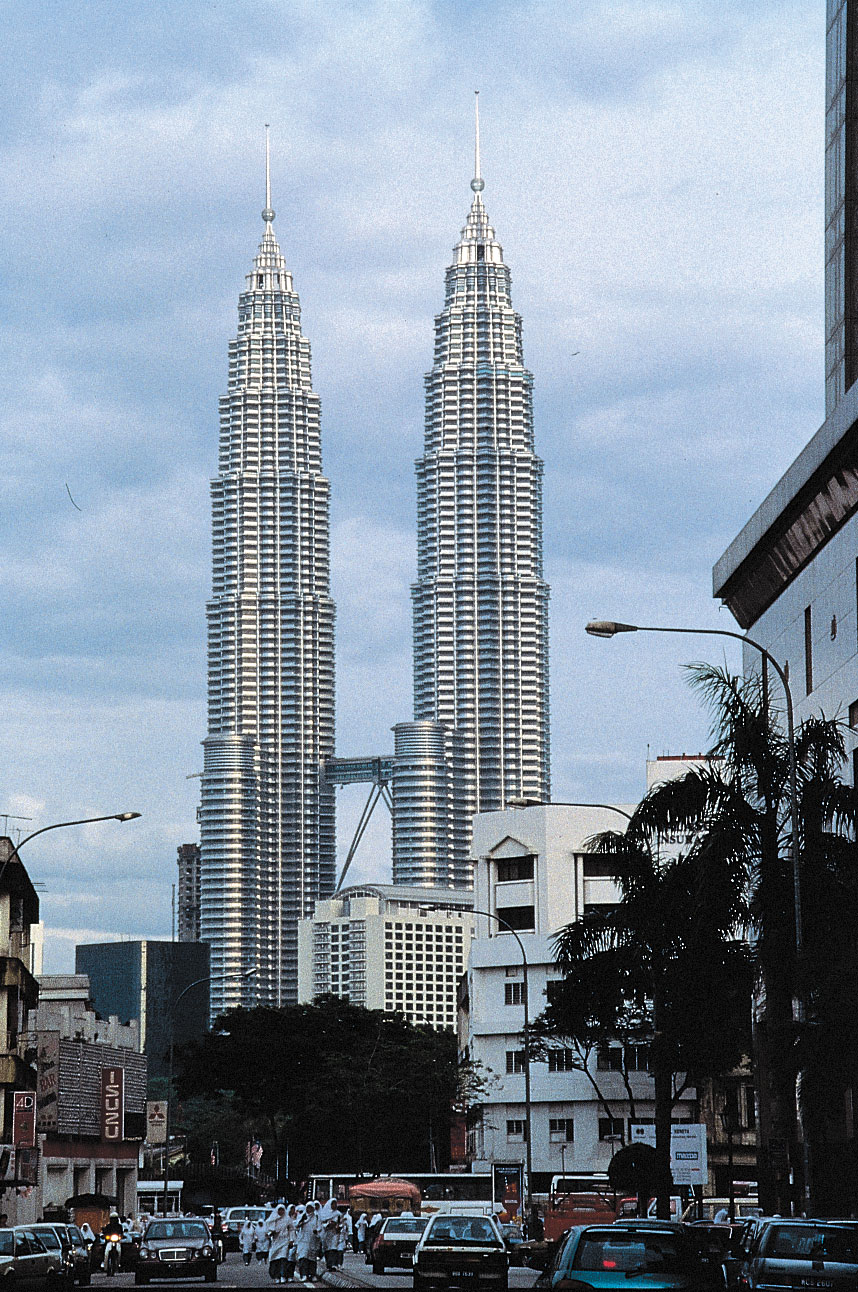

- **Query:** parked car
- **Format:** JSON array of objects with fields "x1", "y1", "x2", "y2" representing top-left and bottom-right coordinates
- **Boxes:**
[
  {"x1": 219, "y1": 1208, "x2": 268, "y2": 1253},
  {"x1": 368, "y1": 1216, "x2": 427, "y2": 1273},
  {"x1": 743, "y1": 1220, "x2": 858, "y2": 1292},
  {"x1": 23, "y1": 1226, "x2": 74, "y2": 1288},
  {"x1": 6, "y1": 1227, "x2": 69, "y2": 1290},
  {"x1": 412, "y1": 1212, "x2": 508, "y2": 1292},
  {"x1": 30, "y1": 1226, "x2": 90, "y2": 1287},
  {"x1": 135, "y1": 1219, "x2": 217, "y2": 1284},
  {"x1": 539, "y1": 1222, "x2": 724, "y2": 1292}
]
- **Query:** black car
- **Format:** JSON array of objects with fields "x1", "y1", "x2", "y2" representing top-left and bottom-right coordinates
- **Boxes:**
[
  {"x1": 136, "y1": 1220, "x2": 217, "y2": 1284},
  {"x1": 743, "y1": 1220, "x2": 858, "y2": 1292}
]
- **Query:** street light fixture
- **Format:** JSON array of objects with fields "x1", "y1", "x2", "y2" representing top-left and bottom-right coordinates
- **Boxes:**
[
  {"x1": 162, "y1": 967, "x2": 258, "y2": 1215},
  {"x1": 0, "y1": 812, "x2": 142, "y2": 886},
  {"x1": 585, "y1": 616, "x2": 807, "y2": 1208}
]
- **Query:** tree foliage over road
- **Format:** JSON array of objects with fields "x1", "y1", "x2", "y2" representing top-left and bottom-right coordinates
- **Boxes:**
[{"x1": 175, "y1": 997, "x2": 467, "y2": 1181}]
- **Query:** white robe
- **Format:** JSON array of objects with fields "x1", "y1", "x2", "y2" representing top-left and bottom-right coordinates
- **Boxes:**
[
  {"x1": 266, "y1": 1212, "x2": 292, "y2": 1262},
  {"x1": 239, "y1": 1224, "x2": 255, "y2": 1255},
  {"x1": 294, "y1": 1211, "x2": 314, "y2": 1261}
]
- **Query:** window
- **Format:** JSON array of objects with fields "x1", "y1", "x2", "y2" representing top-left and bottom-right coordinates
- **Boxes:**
[
  {"x1": 598, "y1": 1117, "x2": 624, "y2": 1141},
  {"x1": 496, "y1": 905, "x2": 535, "y2": 931},
  {"x1": 549, "y1": 1118, "x2": 574, "y2": 1142},
  {"x1": 582, "y1": 857, "x2": 617, "y2": 878},
  {"x1": 504, "y1": 982, "x2": 525, "y2": 1006},
  {"x1": 626, "y1": 1044, "x2": 650, "y2": 1072},
  {"x1": 804, "y1": 605, "x2": 813, "y2": 696},
  {"x1": 597, "y1": 1046, "x2": 624, "y2": 1071},
  {"x1": 497, "y1": 856, "x2": 535, "y2": 882},
  {"x1": 506, "y1": 1119, "x2": 526, "y2": 1141},
  {"x1": 506, "y1": 1050, "x2": 525, "y2": 1074},
  {"x1": 548, "y1": 1048, "x2": 577, "y2": 1073}
]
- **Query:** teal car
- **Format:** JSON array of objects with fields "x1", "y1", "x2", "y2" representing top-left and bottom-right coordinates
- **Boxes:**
[{"x1": 539, "y1": 1223, "x2": 724, "y2": 1292}]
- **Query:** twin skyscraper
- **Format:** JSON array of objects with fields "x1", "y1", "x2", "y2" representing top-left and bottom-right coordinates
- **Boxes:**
[{"x1": 200, "y1": 108, "x2": 550, "y2": 1013}]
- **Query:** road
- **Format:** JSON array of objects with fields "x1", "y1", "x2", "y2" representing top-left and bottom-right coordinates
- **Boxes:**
[{"x1": 89, "y1": 1250, "x2": 540, "y2": 1292}]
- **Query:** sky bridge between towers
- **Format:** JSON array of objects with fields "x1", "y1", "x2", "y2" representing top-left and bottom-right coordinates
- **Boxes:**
[{"x1": 323, "y1": 754, "x2": 394, "y2": 892}]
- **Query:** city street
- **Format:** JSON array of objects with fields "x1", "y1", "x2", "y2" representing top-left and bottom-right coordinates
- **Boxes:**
[{"x1": 89, "y1": 1251, "x2": 541, "y2": 1292}]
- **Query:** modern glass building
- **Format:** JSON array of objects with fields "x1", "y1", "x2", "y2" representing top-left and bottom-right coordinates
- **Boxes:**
[
  {"x1": 200, "y1": 148, "x2": 336, "y2": 1013},
  {"x1": 409, "y1": 104, "x2": 550, "y2": 869}
]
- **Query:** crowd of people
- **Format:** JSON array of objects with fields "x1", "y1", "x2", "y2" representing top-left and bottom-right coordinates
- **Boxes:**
[{"x1": 238, "y1": 1200, "x2": 376, "y2": 1282}]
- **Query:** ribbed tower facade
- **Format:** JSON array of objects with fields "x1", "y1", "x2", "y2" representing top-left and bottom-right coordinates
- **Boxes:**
[
  {"x1": 410, "y1": 106, "x2": 550, "y2": 853},
  {"x1": 201, "y1": 150, "x2": 336, "y2": 1014}
]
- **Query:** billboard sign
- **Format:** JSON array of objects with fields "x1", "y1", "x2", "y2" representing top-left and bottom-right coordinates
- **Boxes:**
[
  {"x1": 12, "y1": 1092, "x2": 36, "y2": 1148},
  {"x1": 492, "y1": 1163, "x2": 523, "y2": 1218},
  {"x1": 630, "y1": 1123, "x2": 708, "y2": 1185},
  {"x1": 36, "y1": 1034, "x2": 59, "y2": 1132},
  {"x1": 146, "y1": 1100, "x2": 167, "y2": 1145},
  {"x1": 101, "y1": 1066, "x2": 124, "y2": 1142}
]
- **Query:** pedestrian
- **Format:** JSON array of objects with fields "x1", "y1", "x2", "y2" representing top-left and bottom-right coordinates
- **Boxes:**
[
  {"x1": 283, "y1": 1205, "x2": 298, "y2": 1283},
  {"x1": 309, "y1": 1201, "x2": 324, "y2": 1278},
  {"x1": 266, "y1": 1204, "x2": 291, "y2": 1283},
  {"x1": 366, "y1": 1211, "x2": 383, "y2": 1263},
  {"x1": 256, "y1": 1217, "x2": 271, "y2": 1263},
  {"x1": 239, "y1": 1219, "x2": 255, "y2": 1266},
  {"x1": 355, "y1": 1212, "x2": 368, "y2": 1254},
  {"x1": 320, "y1": 1201, "x2": 341, "y2": 1272},
  {"x1": 294, "y1": 1205, "x2": 314, "y2": 1283},
  {"x1": 333, "y1": 1208, "x2": 349, "y2": 1269}
]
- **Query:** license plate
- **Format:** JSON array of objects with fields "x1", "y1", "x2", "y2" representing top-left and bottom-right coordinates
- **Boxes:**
[{"x1": 798, "y1": 1280, "x2": 833, "y2": 1288}]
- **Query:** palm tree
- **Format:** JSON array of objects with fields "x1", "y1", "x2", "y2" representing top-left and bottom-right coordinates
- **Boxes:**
[
  {"x1": 629, "y1": 664, "x2": 858, "y2": 1215},
  {"x1": 552, "y1": 811, "x2": 750, "y2": 1218}
]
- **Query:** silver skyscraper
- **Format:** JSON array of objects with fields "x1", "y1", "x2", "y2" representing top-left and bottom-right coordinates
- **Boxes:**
[
  {"x1": 201, "y1": 137, "x2": 336, "y2": 1013},
  {"x1": 409, "y1": 98, "x2": 550, "y2": 858}
]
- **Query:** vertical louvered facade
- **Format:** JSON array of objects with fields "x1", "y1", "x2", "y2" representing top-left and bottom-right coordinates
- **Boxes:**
[
  {"x1": 201, "y1": 205, "x2": 335, "y2": 1014},
  {"x1": 410, "y1": 176, "x2": 550, "y2": 850}
]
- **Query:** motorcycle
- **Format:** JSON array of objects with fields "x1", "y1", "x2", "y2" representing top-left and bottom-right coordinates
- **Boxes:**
[{"x1": 103, "y1": 1231, "x2": 123, "y2": 1277}]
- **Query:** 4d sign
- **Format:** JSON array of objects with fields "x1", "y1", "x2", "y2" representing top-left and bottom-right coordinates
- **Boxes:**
[{"x1": 101, "y1": 1067, "x2": 125, "y2": 1143}]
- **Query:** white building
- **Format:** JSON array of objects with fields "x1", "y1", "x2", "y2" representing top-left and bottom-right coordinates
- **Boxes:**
[
  {"x1": 463, "y1": 802, "x2": 696, "y2": 1192},
  {"x1": 200, "y1": 138, "x2": 336, "y2": 1012},
  {"x1": 297, "y1": 884, "x2": 473, "y2": 1030}
]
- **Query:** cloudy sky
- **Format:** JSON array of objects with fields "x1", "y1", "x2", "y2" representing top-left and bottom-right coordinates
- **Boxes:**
[{"x1": 0, "y1": 0, "x2": 825, "y2": 970}]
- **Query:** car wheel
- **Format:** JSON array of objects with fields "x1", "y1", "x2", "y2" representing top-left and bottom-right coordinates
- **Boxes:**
[
  {"x1": 79, "y1": 1270, "x2": 91, "y2": 1287},
  {"x1": 204, "y1": 1265, "x2": 217, "y2": 1283},
  {"x1": 372, "y1": 1262, "x2": 385, "y2": 1275},
  {"x1": 134, "y1": 1274, "x2": 149, "y2": 1285}
]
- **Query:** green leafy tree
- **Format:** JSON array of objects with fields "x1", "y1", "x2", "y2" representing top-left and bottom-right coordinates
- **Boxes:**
[{"x1": 175, "y1": 998, "x2": 464, "y2": 1182}]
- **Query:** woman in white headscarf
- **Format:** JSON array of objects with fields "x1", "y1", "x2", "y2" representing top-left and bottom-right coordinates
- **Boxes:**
[
  {"x1": 266, "y1": 1204, "x2": 291, "y2": 1283},
  {"x1": 332, "y1": 1207, "x2": 350, "y2": 1267},
  {"x1": 320, "y1": 1202, "x2": 341, "y2": 1272},
  {"x1": 239, "y1": 1219, "x2": 256, "y2": 1266},
  {"x1": 255, "y1": 1217, "x2": 271, "y2": 1264},
  {"x1": 355, "y1": 1212, "x2": 368, "y2": 1254},
  {"x1": 294, "y1": 1206, "x2": 314, "y2": 1283}
]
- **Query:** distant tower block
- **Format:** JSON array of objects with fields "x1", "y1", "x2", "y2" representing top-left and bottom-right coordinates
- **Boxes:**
[
  {"x1": 392, "y1": 722, "x2": 469, "y2": 888},
  {"x1": 176, "y1": 843, "x2": 202, "y2": 942},
  {"x1": 200, "y1": 130, "x2": 336, "y2": 1013},
  {"x1": 411, "y1": 93, "x2": 551, "y2": 837}
]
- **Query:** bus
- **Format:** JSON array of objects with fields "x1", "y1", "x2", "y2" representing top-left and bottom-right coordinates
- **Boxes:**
[{"x1": 308, "y1": 1172, "x2": 493, "y2": 1207}]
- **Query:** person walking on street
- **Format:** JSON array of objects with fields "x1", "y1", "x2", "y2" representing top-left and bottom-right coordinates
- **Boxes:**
[
  {"x1": 266, "y1": 1204, "x2": 291, "y2": 1283},
  {"x1": 333, "y1": 1208, "x2": 349, "y2": 1268},
  {"x1": 255, "y1": 1217, "x2": 270, "y2": 1264},
  {"x1": 294, "y1": 1206, "x2": 314, "y2": 1283},
  {"x1": 239, "y1": 1220, "x2": 255, "y2": 1267},
  {"x1": 354, "y1": 1212, "x2": 367, "y2": 1254}
]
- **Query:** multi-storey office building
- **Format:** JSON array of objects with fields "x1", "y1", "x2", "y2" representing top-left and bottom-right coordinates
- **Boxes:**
[
  {"x1": 176, "y1": 843, "x2": 201, "y2": 943},
  {"x1": 462, "y1": 802, "x2": 696, "y2": 1192},
  {"x1": 297, "y1": 883, "x2": 473, "y2": 1030},
  {"x1": 200, "y1": 150, "x2": 336, "y2": 1011},
  {"x1": 391, "y1": 722, "x2": 470, "y2": 887},
  {"x1": 408, "y1": 111, "x2": 550, "y2": 881}
]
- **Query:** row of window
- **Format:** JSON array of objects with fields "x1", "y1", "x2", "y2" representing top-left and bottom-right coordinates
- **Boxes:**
[
  {"x1": 504, "y1": 1117, "x2": 620, "y2": 1143},
  {"x1": 505, "y1": 1045, "x2": 650, "y2": 1074}
]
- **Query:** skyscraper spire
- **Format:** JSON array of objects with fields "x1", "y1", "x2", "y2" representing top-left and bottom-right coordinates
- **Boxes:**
[
  {"x1": 472, "y1": 90, "x2": 484, "y2": 193},
  {"x1": 262, "y1": 123, "x2": 275, "y2": 225}
]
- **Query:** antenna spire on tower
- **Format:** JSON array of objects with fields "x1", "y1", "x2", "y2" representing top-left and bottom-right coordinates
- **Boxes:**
[
  {"x1": 262, "y1": 124, "x2": 275, "y2": 224},
  {"x1": 471, "y1": 91, "x2": 485, "y2": 194}
]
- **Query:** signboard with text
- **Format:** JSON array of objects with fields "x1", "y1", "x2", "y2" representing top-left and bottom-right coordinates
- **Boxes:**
[
  {"x1": 630, "y1": 1123, "x2": 708, "y2": 1186},
  {"x1": 101, "y1": 1066, "x2": 125, "y2": 1142},
  {"x1": 492, "y1": 1163, "x2": 523, "y2": 1218},
  {"x1": 36, "y1": 1034, "x2": 59, "y2": 1132},
  {"x1": 12, "y1": 1092, "x2": 36, "y2": 1148}
]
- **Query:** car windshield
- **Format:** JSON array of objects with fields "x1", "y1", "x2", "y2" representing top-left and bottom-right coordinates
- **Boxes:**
[
  {"x1": 426, "y1": 1218, "x2": 500, "y2": 1246},
  {"x1": 145, "y1": 1223, "x2": 208, "y2": 1241},
  {"x1": 0, "y1": 1232, "x2": 12, "y2": 1258},
  {"x1": 384, "y1": 1219, "x2": 427, "y2": 1235},
  {"x1": 765, "y1": 1226, "x2": 858, "y2": 1263},
  {"x1": 574, "y1": 1231, "x2": 687, "y2": 1275},
  {"x1": 32, "y1": 1230, "x2": 61, "y2": 1250}
]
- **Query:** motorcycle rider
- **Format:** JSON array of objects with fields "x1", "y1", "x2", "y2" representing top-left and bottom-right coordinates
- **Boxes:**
[{"x1": 101, "y1": 1211, "x2": 123, "y2": 1274}]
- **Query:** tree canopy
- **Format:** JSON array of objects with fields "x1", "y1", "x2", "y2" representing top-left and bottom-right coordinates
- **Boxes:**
[{"x1": 175, "y1": 997, "x2": 464, "y2": 1182}]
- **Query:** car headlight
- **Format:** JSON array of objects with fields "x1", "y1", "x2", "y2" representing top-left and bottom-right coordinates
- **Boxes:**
[
  {"x1": 202, "y1": 1247, "x2": 213, "y2": 1257},
  {"x1": 139, "y1": 1247, "x2": 151, "y2": 1259}
]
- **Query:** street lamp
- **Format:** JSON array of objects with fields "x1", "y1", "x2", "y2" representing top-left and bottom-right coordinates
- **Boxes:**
[
  {"x1": 0, "y1": 811, "x2": 142, "y2": 884},
  {"x1": 585, "y1": 617, "x2": 807, "y2": 1208},
  {"x1": 508, "y1": 799, "x2": 632, "y2": 823},
  {"x1": 470, "y1": 907, "x2": 534, "y2": 1223},
  {"x1": 162, "y1": 967, "x2": 258, "y2": 1216}
]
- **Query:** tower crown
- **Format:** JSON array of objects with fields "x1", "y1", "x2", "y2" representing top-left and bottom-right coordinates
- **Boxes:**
[{"x1": 455, "y1": 92, "x2": 503, "y2": 266}]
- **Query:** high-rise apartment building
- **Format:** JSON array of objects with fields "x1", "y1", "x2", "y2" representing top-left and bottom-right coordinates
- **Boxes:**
[
  {"x1": 410, "y1": 101, "x2": 550, "y2": 862},
  {"x1": 200, "y1": 141, "x2": 336, "y2": 1012},
  {"x1": 826, "y1": 0, "x2": 857, "y2": 414},
  {"x1": 176, "y1": 843, "x2": 201, "y2": 942}
]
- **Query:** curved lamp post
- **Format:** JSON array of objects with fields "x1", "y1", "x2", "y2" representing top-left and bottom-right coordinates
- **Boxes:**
[
  {"x1": 585, "y1": 618, "x2": 807, "y2": 1210},
  {"x1": 162, "y1": 967, "x2": 258, "y2": 1215},
  {"x1": 0, "y1": 811, "x2": 141, "y2": 884}
]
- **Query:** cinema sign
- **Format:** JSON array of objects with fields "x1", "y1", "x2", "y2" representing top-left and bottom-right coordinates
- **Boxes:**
[{"x1": 101, "y1": 1067, "x2": 125, "y2": 1142}]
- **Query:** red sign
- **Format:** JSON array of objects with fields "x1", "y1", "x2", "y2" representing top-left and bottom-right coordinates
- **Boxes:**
[
  {"x1": 101, "y1": 1067, "x2": 124, "y2": 1142},
  {"x1": 12, "y1": 1092, "x2": 35, "y2": 1148}
]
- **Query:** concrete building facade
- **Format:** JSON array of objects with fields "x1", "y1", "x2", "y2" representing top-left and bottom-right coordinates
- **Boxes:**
[
  {"x1": 200, "y1": 141, "x2": 336, "y2": 1013},
  {"x1": 462, "y1": 804, "x2": 695, "y2": 1193},
  {"x1": 297, "y1": 884, "x2": 473, "y2": 1030},
  {"x1": 177, "y1": 844, "x2": 201, "y2": 943}
]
